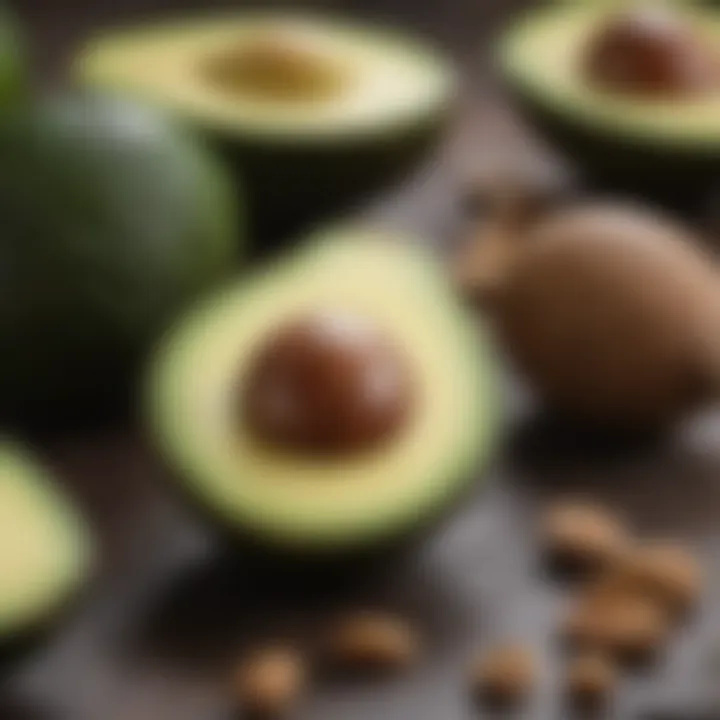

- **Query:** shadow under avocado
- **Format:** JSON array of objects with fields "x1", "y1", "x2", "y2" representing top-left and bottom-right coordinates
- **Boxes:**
[{"x1": 119, "y1": 538, "x2": 472, "y2": 673}]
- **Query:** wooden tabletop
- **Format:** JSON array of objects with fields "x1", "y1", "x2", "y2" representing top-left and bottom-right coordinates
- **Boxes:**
[{"x1": 5, "y1": 1, "x2": 720, "y2": 718}]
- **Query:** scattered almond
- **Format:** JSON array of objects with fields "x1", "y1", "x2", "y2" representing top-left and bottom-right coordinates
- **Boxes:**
[
  {"x1": 233, "y1": 646, "x2": 307, "y2": 717},
  {"x1": 471, "y1": 644, "x2": 536, "y2": 708},
  {"x1": 325, "y1": 612, "x2": 419, "y2": 673},
  {"x1": 565, "y1": 653, "x2": 617, "y2": 711},
  {"x1": 563, "y1": 588, "x2": 668, "y2": 663},
  {"x1": 620, "y1": 542, "x2": 703, "y2": 616},
  {"x1": 540, "y1": 500, "x2": 629, "y2": 574}
]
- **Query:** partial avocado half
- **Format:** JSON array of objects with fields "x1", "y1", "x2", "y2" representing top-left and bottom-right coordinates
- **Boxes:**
[
  {"x1": 0, "y1": 442, "x2": 92, "y2": 646},
  {"x1": 75, "y1": 13, "x2": 457, "y2": 239},
  {"x1": 147, "y1": 229, "x2": 501, "y2": 551},
  {"x1": 498, "y1": 2, "x2": 720, "y2": 198}
]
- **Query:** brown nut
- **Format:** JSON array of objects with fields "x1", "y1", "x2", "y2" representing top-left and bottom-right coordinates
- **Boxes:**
[
  {"x1": 621, "y1": 542, "x2": 703, "y2": 615},
  {"x1": 565, "y1": 653, "x2": 617, "y2": 711},
  {"x1": 471, "y1": 644, "x2": 536, "y2": 708},
  {"x1": 325, "y1": 612, "x2": 419, "y2": 673},
  {"x1": 234, "y1": 646, "x2": 307, "y2": 717},
  {"x1": 540, "y1": 501, "x2": 629, "y2": 574},
  {"x1": 562, "y1": 589, "x2": 668, "y2": 663}
]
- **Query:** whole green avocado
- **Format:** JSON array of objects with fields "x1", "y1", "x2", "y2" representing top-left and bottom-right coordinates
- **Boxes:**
[{"x1": 0, "y1": 94, "x2": 241, "y2": 427}]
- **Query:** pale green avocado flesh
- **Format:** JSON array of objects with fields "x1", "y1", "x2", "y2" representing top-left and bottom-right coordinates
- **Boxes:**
[
  {"x1": 75, "y1": 13, "x2": 456, "y2": 142},
  {"x1": 148, "y1": 229, "x2": 500, "y2": 549},
  {"x1": 500, "y1": 3, "x2": 720, "y2": 151},
  {"x1": 0, "y1": 443, "x2": 92, "y2": 637}
]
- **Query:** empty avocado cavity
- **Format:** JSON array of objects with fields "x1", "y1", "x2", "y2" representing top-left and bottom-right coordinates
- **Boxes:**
[
  {"x1": 584, "y1": 2, "x2": 720, "y2": 99},
  {"x1": 202, "y1": 30, "x2": 354, "y2": 104},
  {"x1": 243, "y1": 310, "x2": 413, "y2": 456}
]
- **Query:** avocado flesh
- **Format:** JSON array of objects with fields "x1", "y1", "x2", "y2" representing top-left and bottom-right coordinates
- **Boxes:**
[
  {"x1": 77, "y1": 14, "x2": 454, "y2": 140},
  {"x1": 75, "y1": 14, "x2": 456, "y2": 239},
  {"x1": 148, "y1": 229, "x2": 500, "y2": 550},
  {"x1": 500, "y1": 4, "x2": 720, "y2": 150},
  {"x1": 0, "y1": 443, "x2": 91, "y2": 639}
]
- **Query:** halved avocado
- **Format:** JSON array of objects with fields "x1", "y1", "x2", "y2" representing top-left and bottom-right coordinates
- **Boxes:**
[
  {"x1": 75, "y1": 13, "x2": 457, "y2": 239},
  {"x1": 147, "y1": 228, "x2": 501, "y2": 551},
  {"x1": 0, "y1": 442, "x2": 92, "y2": 646},
  {"x1": 498, "y1": 2, "x2": 720, "y2": 200}
]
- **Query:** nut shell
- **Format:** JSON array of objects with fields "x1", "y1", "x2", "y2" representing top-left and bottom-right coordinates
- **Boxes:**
[
  {"x1": 325, "y1": 612, "x2": 419, "y2": 672},
  {"x1": 234, "y1": 646, "x2": 307, "y2": 717}
]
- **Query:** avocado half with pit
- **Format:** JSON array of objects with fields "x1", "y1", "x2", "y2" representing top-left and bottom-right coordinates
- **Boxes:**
[
  {"x1": 498, "y1": 2, "x2": 720, "y2": 199},
  {"x1": 75, "y1": 13, "x2": 457, "y2": 239},
  {"x1": 147, "y1": 228, "x2": 501, "y2": 551},
  {"x1": 0, "y1": 442, "x2": 92, "y2": 654}
]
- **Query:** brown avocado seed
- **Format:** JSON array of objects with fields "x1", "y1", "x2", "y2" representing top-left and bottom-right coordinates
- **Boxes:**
[
  {"x1": 584, "y1": 3, "x2": 719, "y2": 98},
  {"x1": 243, "y1": 310, "x2": 413, "y2": 455},
  {"x1": 458, "y1": 195, "x2": 720, "y2": 428}
]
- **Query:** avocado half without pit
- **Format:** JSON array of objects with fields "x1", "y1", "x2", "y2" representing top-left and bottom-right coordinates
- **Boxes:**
[
  {"x1": 0, "y1": 443, "x2": 92, "y2": 653},
  {"x1": 76, "y1": 14, "x2": 457, "y2": 239},
  {"x1": 498, "y1": 1, "x2": 720, "y2": 199},
  {"x1": 147, "y1": 229, "x2": 501, "y2": 551}
]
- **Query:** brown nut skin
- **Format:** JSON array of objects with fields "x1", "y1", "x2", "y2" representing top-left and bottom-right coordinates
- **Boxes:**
[
  {"x1": 619, "y1": 543, "x2": 703, "y2": 616},
  {"x1": 565, "y1": 654, "x2": 617, "y2": 712},
  {"x1": 584, "y1": 3, "x2": 720, "y2": 98},
  {"x1": 562, "y1": 589, "x2": 669, "y2": 664},
  {"x1": 471, "y1": 644, "x2": 536, "y2": 708},
  {"x1": 325, "y1": 612, "x2": 420, "y2": 673},
  {"x1": 540, "y1": 501, "x2": 629, "y2": 575},
  {"x1": 243, "y1": 311, "x2": 413, "y2": 456},
  {"x1": 492, "y1": 203, "x2": 720, "y2": 429},
  {"x1": 234, "y1": 646, "x2": 307, "y2": 717}
]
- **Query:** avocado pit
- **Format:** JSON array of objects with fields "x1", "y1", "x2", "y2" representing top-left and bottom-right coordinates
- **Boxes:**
[
  {"x1": 202, "y1": 31, "x2": 353, "y2": 103},
  {"x1": 243, "y1": 310, "x2": 413, "y2": 455},
  {"x1": 584, "y1": 3, "x2": 720, "y2": 98}
]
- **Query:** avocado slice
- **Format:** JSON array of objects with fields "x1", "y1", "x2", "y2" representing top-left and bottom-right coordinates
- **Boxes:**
[
  {"x1": 75, "y1": 13, "x2": 457, "y2": 238},
  {"x1": 0, "y1": 94, "x2": 240, "y2": 427},
  {"x1": 147, "y1": 228, "x2": 501, "y2": 550},
  {"x1": 0, "y1": 442, "x2": 92, "y2": 643},
  {"x1": 498, "y1": 2, "x2": 720, "y2": 198}
]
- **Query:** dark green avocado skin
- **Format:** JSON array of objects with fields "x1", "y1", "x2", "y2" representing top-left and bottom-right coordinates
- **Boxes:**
[
  {"x1": 207, "y1": 111, "x2": 450, "y2": 246},
  {"x1": 0, "y1": 95, "x2": 240, "y2": 430},
  {"x1": 509, "y1": 92, "x2": 719, "y2": 211},
  {"x1": 0, "y1": 7, "x2": 23, "y2": 107}
]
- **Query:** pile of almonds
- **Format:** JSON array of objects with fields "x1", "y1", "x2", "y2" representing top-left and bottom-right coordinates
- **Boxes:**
[
  {"x1": 232, "y1": 501, "x2": 703, "y2": 717},
  {"x1": 475, "y1": 500, "x2": 703, "y2": 713},
  {"x1": 234, "y1": 611, "x2": 420, "y2": 716}
]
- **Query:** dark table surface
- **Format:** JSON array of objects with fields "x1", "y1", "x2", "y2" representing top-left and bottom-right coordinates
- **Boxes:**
[{"x1": 5, "y1": 1, "x2": 720, "y2": 719}]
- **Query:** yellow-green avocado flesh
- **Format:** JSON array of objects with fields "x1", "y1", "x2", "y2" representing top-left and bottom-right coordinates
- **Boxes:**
[
  {"x1": 147, "y1": 229, "x2": 501, "y2": 550},
  {"x1": 0, "y1": 443, "x2": 92, "y2": 638},
  {"x1": 500, "y1": 3, "x2": 720, "y2": 152},
  {"x1": 75, "y1": 13, "x2": 455, "y2": 143}
]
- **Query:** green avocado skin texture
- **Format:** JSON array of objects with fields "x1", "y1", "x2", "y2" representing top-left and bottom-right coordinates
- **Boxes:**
[
  {"x1": 0, "y1": 8, "x2": 24, "y2": 107},
  {"x1": 510, "y1": 91, "x2": 719, "y2": 204},
  {"x1": 0, "y1": 95, "x2": 241, "y2": 427}
]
